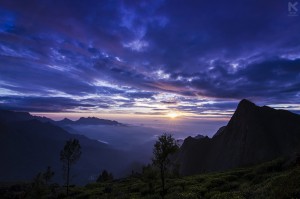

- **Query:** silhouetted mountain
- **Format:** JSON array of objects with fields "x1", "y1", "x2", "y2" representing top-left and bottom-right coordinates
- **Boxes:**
[
  {"x1": 0, "y1": 110, "x2": 125, "y2": 127},
  {"x1": 0, "y1": 110, "x2": 33, "y2": 122},
  {"x1": 57, "y1": 116, "x2": 125, "y2": 126},
  {"x1": 212, "y1": 126, "x2": 226, "y2": 137},
  {"x1": 176, "y1": 139, "x2": 184, "y2": 146},
  {"x1": 0, "y1": 109, "x2": 54, "y2": 123},
  {"x1": 0, "y1": 111, "x2": 128, "y2": 184},
  {"x1": 177, "y1": 99, "x2": 300, "y2": 175},
  {"x1": 58, "y1": 118, "x2": 73, "y2": 124},
  {"x1": 194, "y1": 134, "x2": 205, "y2": 139}
]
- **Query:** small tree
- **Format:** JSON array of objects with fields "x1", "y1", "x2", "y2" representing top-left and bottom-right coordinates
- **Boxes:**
[
  {"x1": 29, "y1": 166, "x2": 55, "y2": 198},
  {"x1": 97, "y1": 170, "x2": 114, "y2": 182},
  {"x1": 60, "y1": 138, "x2": 81, "y2": 196},
  {"x1": 142, "y1": 164, "x2": 158, "y2": 194},
  {"x1": 43, "y1": 166, "x2": 55, "y2": 185},
  {"x1": 30, "y1": 172, "x2": 47, "y2": 198},
  {"x1": 152, "y1": 133, "x2": 179, "y2": 198}
]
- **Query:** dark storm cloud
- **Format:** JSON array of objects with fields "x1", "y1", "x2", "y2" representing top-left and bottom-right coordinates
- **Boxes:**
[
  {"x1": 0, "y1": 0, "x2": 299, "y2": 113},
  {"x1": 189, "y1": 58, "x2": 300, "y2": 101}
]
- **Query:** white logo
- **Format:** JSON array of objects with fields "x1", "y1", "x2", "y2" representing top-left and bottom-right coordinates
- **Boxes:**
[{"x1": 288, "y1": 1, "x2": 298, "y2": 16}]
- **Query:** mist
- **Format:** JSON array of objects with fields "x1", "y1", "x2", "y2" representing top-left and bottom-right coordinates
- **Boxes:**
[{"x1": 61, "y1": 119, "x2": 227, "y2": 175}]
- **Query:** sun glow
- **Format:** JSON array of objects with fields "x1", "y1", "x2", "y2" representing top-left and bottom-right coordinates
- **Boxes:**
[{"x1": 167, "y1": 112, "x2": 179, "y2": 119}]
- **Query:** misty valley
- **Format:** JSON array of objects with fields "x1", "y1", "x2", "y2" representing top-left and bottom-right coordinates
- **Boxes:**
[
  {"x1": 1, "y1": 99, "x2": 300, "y2": 198},
  {"x1": 63, "y1": 124, "x2": 161, "y2": 177}
]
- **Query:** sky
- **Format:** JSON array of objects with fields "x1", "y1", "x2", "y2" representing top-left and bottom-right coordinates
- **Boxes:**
[{"x1": 0, "y1": 0, "x2": 300, "y2": 127}]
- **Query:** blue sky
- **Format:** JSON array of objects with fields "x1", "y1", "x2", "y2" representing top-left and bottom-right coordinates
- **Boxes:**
[{"x1": 0, "y1": 0, "x2": 300, "y2": 121}]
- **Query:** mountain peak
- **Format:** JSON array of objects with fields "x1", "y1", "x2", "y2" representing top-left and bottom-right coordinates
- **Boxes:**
[
  {"x1": 238, "y1": 99, "x2": 256, "y2": 108},
  {"x1": 77, "y1": 117, "x2": 101, "y2": 122},
  {"x1": 61, "y1": 118, "x2": 73, "y2": 122},
  {"x1": 177, "y1": 99, "x2": 300, "y2": 175},
  {"x1": 233, "y1": 99, "x2": 257, "y2": 117},
  {"x1": 76, "y1": 117, "x2": 124, "y2": 126},
  {"x1": 194, "y1": 134, "x2": 205, "y2": 139}
]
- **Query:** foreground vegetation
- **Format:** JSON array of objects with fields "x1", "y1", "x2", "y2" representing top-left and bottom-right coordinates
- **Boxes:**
[{"x1": 2, "y1": 157, "x2": 300, "y2": 199}]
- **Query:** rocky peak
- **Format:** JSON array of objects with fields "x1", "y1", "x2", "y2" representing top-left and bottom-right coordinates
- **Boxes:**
[{"x1": 235, "y1": 99, "x2": 257, "y2": 114}]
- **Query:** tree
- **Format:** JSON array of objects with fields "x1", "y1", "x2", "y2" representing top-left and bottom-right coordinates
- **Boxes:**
[
  {"x1": 60, "y1": 138, "x2": 81, "y2": 196},
  {"x1": 142, "y1": 164, "x2": 158, "y2": 194},
  {"x1": 30, "y1": 172, "x2": 47, "y2": 198},
  {"x1": 152, "y1": 133, "x2": 179, "y2": 198},
  {"x1": 43, "y1": 166, "x2": 55, "y2": 185},
  {"x1": 28, "y1": 166, "x2": 55, "y2": 198},
  {"x1": 97, "y1": 170, "x2": 114, "y2": 182}
]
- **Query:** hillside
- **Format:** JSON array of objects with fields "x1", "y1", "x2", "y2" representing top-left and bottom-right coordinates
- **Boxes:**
[
  {"x1": 76, "y1": 158, "x2": 300, "y2": 199},
  {"x1": 176, "y1": 99, "x2": 300, "y2": 175},
  {"x1": 2, "y1": 157, "x2": 300, "y2": 198},
  {"x1": 0, "y1": 110, "x2": 128, "y2": 184}
]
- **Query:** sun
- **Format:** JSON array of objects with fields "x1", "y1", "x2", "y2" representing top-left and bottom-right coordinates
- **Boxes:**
[{"x1": 167, "y1": 112, "x2": 179, "y2": 119}]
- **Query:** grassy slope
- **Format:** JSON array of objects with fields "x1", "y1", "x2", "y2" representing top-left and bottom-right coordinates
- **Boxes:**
[{"x1": 69, "y1": 158, "x2": 300, "y2": 199}]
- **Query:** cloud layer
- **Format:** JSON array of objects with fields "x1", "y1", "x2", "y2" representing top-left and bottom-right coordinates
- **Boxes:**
[{"x1": 0, "y1": 0, "x2": 299, "y2": 117}]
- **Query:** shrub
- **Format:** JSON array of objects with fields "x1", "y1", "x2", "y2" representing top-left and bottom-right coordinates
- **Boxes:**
[{"x1": 210, "y1": 191, "x2": 245, "y2": 199}]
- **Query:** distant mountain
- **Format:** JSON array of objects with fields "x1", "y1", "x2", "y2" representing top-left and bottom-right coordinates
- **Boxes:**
[
  {"x1": 194, "y1": 134, "x2": 206, "y2": 139},
  {"x1": 176, "y1": 99, "x2": 300, "y2": 175},
  {"x1": 58, "y1": 118, "x2": 73, "y2": 124},
  {"x1": 0, "y1": 110, "x2": 33, "y2": 122},
  {"x1": 176, "y1": 139, "x2": 184, "y2": 146},
  {"x1": 0, "y1": 110, "x2": 125, "y2": 126},
  {"x1": 57, "y1": 116, "x2": 125, "y2": 126},
  {"x1": 0, "y1": 110, "x2": 128, "y2": 184},
  {"x1": 0, "y1": 109, "x2": 54, "y2": 123}
]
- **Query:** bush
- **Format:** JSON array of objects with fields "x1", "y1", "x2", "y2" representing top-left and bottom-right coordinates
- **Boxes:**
[
  {"x1": 165, "y1": 192, "x2": 198, "y2": 199},
  {"x1": 103, "y1": 185, "x2": 113, "y2": 193},
  {"x1": 210, "y1": 191, "x2": 245, "y2": 199},
  {"x1": 97, "y1": 170, "x2": 114, "y2": 182}
]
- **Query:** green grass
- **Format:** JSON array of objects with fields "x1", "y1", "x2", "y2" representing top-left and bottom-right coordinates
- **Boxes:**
[
  {"x1": 2, "y1": 158, "x2": 300, "y2": 198},
  {"x1": 65, "y1": 158, "x2": 300, "y2": 199}
]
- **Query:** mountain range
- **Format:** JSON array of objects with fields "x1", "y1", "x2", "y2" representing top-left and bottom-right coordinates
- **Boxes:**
[
  {"x1": 0, "y1": 110, "x2": 128, "y2": 184},
  {"x1": 0, "y1": 110, "x2": 125, "y2": 126},
  {"x1": 176, "y1": 99, "x2": 300, "y2": 175},
  {"x1": 1, "y1": 99, "x2": 300, "y2": 184},
  {"x1": 56, "y1": 117, "x2": 125, "y2": 126}
]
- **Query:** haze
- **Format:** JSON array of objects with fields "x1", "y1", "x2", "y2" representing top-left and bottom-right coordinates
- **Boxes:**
[{"x1": 0, "y1": 0, "x2": 300, "y2": 134}]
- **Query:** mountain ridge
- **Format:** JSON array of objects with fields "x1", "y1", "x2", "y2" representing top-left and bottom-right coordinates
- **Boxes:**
[
  {"x1": 177, "y1": 99, "x2": 300, "y2": 175},
  {"x1": 58, "y1": 116, "x2": 125, "y2": 126},
  {"x1": 0, "y1": 110, "x2": 128, "y2": 184},
  {"x1": 0, "y1": 109, "x2": 125, "y2": 126}
]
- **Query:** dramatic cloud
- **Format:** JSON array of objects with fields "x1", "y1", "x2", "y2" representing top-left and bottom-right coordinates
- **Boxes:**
[{"x1": 0, "y1": 0, "x2": 299, "y2": 117}]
